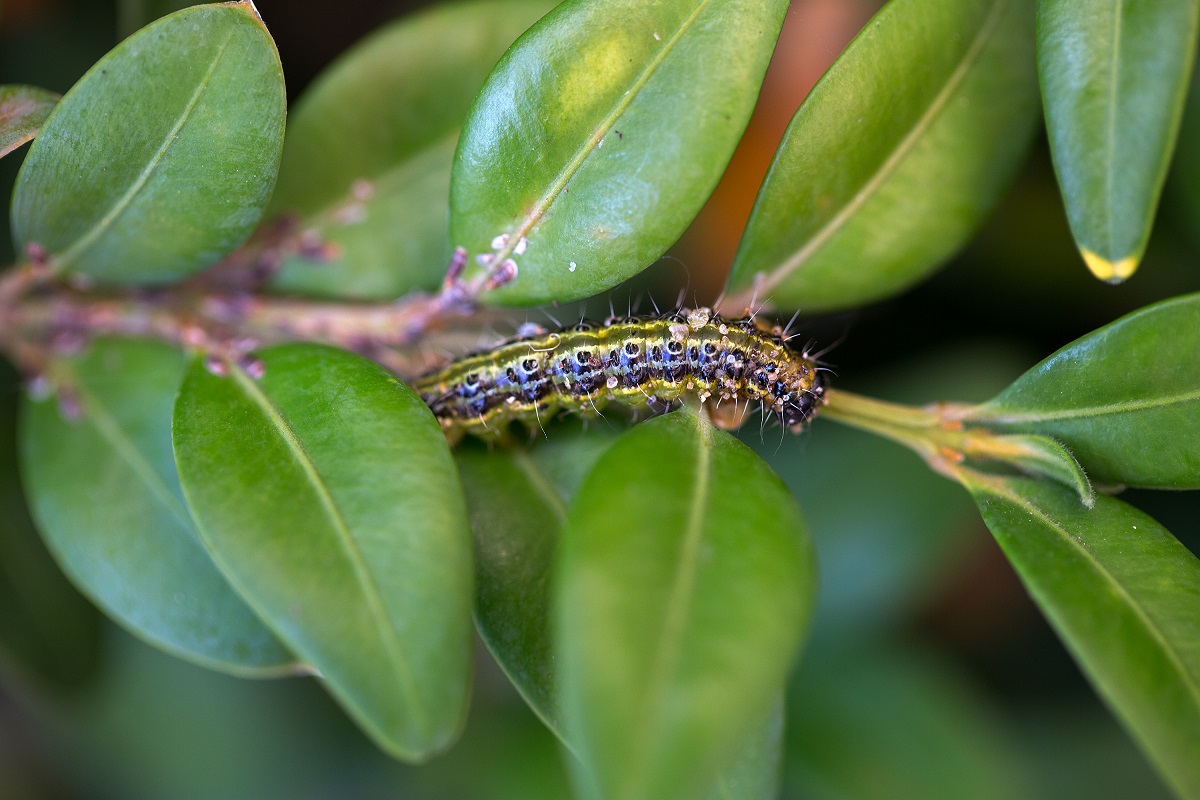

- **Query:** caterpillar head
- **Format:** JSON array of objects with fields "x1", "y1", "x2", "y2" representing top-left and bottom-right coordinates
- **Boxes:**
[
  {"x1": 783, "y1": 372, "x2": 827, "y2": 431},
  {"x1": 778, "y1": 348, "x2": 829, "y2": 432}
]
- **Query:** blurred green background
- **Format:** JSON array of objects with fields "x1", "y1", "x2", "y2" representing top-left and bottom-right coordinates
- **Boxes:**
[{"x1": 2, "y1": 1, "x2": 1199, "y2": 798}]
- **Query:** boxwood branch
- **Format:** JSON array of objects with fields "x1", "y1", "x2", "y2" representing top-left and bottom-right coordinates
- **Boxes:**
[{"x1": 0, "y1": 245, "x2": 513, "y2": 383}]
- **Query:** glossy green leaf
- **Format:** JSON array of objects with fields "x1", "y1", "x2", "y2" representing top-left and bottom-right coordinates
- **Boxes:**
[
  {"x1": 19, "y1": 339, "x2": 292, "y2": 676},
  {"x1": 456, "y1": 444, "x2": 568, "y2": 739},
  {"x1": 172, "y1": 344, "x2": 473, "y2": 761},
  {"x1": 456, "y1": 421, "x2": 620, "y2": 739},
  {"x1": 451, "y1": 0, "x2": 788, "y2": 305},
  {"x1": 458, "y1": 423, "x2": 781, "y2": 800},
  {"x1": 964, "y1": 292, "x2": 1200, "y2": 488},
  {"x1": 1038, "y1": 0, "x2": 1200, "y2": 282},
  {"x1": 270, "y1": 0, "x2": 554, "y2": 299},
  {"x1": 0, "y1": 85, "x2": 58, "y2": 159},
  {"x1": 726, "y1": 0, "x2": 1039, "y2": 312},
  {"x1": 556, "y1": 409, "x2": 814, "y2": 800},
  {"x1": 10, "y1": 3, "x2": 285, "y2": 284},
  {"x1": 786, "y1": 648, "x2": 1028, "y2": 800},
  {"x1": 969, "y1": 476, "x2": 1200, "y2": 799}
]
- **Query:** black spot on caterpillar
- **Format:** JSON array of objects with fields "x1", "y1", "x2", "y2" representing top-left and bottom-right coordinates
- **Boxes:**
[{"x1": 414, "y1": 307, "x2": 828, "y2": 442}]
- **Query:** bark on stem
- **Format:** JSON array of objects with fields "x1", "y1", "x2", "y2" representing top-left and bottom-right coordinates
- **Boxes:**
[{"x1": 0, "y1": 248, "x2": 507, "y2": 382}]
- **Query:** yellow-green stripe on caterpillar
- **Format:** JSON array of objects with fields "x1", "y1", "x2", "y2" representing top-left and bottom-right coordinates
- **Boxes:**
[{"x1": 414, "y1": 307, "x2": 828, "y2": 443}]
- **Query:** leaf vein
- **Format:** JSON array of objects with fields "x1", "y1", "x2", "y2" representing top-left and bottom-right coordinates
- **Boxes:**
[
  {"x1": 992, "y1": 486, "x2": 1200, "y2": 710},
  {"x1": 756, "y1": 0, "x2": 1013, "y2": 296},
  {"x1": 511, "y1": 451, "x2": 568, "y2": 523},
  {"x1": 70, "y1": 380, "x2": 194, "y2": 533},
  {"x1": 622, "y1": 410, "x2": 713, "y2": 794},
  {"x1": 498, "y1": 0, "x2": 713, "y2": 260},
  {"x1": 54, "y1": 34, "x2": 234, "y2": 271},
  {"x1": 1104, "y1": 0, "x2": 1124, "y2": 256},
  {"x1": 228, "y1": 365, "x2": 428, "y2": 734},
  {"x1": 975, "y1": 386, "x2": 1200, "y2": 424}
]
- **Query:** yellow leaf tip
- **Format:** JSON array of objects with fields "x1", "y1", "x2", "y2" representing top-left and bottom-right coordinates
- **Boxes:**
[{"x1": 1081, "y1": 249, "x2": 1137, "y2": 284}]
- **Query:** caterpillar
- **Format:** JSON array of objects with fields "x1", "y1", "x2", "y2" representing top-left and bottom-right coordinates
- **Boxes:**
[{"x1": 414, "y1": 307, "x2": 828, "y2": 443}]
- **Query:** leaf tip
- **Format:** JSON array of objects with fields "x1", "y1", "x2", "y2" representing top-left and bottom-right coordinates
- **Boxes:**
[
  {"x1": 223, "y1": 0, "x2": 266, "y2": 26},
  {"x1": 1081, "y1": 249, "x2": 1137, "y2": 284}
]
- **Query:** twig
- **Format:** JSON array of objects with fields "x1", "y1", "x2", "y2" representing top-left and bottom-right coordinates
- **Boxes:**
[{"x1": 0, "y1": 245, "x2": 517, "y2": 383}]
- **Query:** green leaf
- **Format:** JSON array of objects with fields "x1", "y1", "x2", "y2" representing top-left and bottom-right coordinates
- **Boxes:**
[
  {"x1": 460, "y1": 423, "x2": 780, "y2": 796},
  {"x1": 456, "y1": 422, "x2": 620, "y2": 740},
  {"x1": 270, "y1": 0, "x2": 555, "y2": 299},
  {"x1": 974, "y1": 433, "x2": 1095, "y2": 506},
  {"x1": 964, "y1": 292, "x2": 1200, "y2": 488},
  {"x1": 0, "y1": 85, "x2": 58, "y2": 159},
  {"x1": 726, "y1": 0, "x2": 1039, "y2": 312},
  {"x1": 556, "y1": 409, "x2": 814, "y2": 800},
  {"x1": 451, "y1": 0, "x2": 788, "y2": 306},
  {"x1": 10, "y1": 2, "x2": 285, "y2": 284},
  {"x1": 1038, "y1": 0, "x2": 1200, "y2": 282},
  {"x1": 172, "y1": 344, "x2": 473, "y2": 761},
  {"x1": 968, "y1": 476, "x2": 1200, "y2": 800},
  {"x1": 705, "y1": 698, "x2": 784, "y2": 800},
  {"x1": 456, "y1": 445, "x2": 568, "y2": 738},
  {"x1": 273, "y1": 135, "x2": 458, "y2": 299},
  {"x1": 522, "y1": 420, "x2": 626, "y2": 501},
  {"x1": 19, "y1": 339, "x2": 293, "y2": 676}
]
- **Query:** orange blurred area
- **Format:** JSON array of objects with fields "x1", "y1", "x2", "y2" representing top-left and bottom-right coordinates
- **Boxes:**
[
  {"x1": 1, "y1": 0, "x2": 60, "y2": 27},
  {"x1": 679, "y1": 0, "x2": 880, "y2": 302}
]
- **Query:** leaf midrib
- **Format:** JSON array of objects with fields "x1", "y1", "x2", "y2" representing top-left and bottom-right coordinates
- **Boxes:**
[
  {"x1": 622, "y1": 412, "x2": 713, "y2": 796},
  {"x1": 1102, "y1": 0, "x2": 1124, "y2": 256},
  {"x1": 493, "y1": 0, "x2": 713, "y2": 264},
  {"x1": 990, "y1": 485, "x2": 1200, "y2": 712},
  {"x1": 754, "y1": 0, "x2": 1012, "y2": 296},
  {"x1": 486, "y1": 450, "x2": 577, "y2": 754},
  {"x1": 974, "y1": 385, "x2": 1200, "y2": 425},
  {"x1": 68, "y1": 377, "x2": 195, "y2": 534},
  {"x1": 512, "y1": 451, "x2": 568, "y2": 523},
  {"x1": 53, "y1": 34, "x2": 234, "y2": 271},
  {"x1": 228, "y1": 365, "x2": 428, "y2": 736}
]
